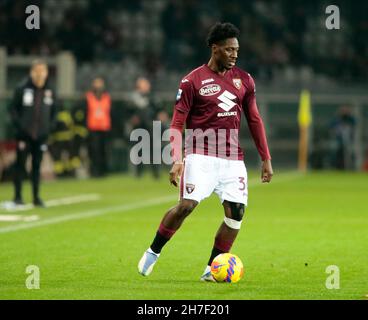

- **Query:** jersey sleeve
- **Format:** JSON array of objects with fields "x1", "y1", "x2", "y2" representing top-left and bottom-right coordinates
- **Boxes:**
[
  {"x1": 242, "y1": 74, "x2": 271, "y2": 161},
  {"x1": 174, "y1": 79, "x2": 195, "y2": 114},
  {"x1": 169, "y1": 79, "x2": 194, "y2": 162},
  {"x1": 169, "y1": 109, "x2": 187, "y2": 162}
]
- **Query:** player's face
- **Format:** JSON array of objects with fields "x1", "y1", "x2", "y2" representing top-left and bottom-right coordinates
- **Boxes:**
[
  {"x1": 214, "y1": 38, "x2": 239, "y2": 70},
  {"x1": 30, "y1": 64, "x2": 48, "y2": 88}
]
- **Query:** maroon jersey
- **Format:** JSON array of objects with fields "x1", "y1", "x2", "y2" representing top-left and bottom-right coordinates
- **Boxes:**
[{"x1": 171, "y1": 64, "x2": 271, "y2": 161}]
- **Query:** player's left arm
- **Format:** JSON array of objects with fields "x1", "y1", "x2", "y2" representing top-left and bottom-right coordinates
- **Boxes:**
[{"x1": 242, "y1": 74, "x2": 273, "y2": 183}]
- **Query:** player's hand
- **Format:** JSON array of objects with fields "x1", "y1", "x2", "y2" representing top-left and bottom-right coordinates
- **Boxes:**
[
  {"x1": 261, "y1": 159, "x2": 273, "y2": 183},
  {"x1": 169, "y1": 162, "x2": 184, "y2": 187}
]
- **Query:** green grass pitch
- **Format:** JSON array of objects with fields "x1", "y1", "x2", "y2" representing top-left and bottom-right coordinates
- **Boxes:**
[{"x1": 0, "y1": 171, "x2": 367, "y2": 300}]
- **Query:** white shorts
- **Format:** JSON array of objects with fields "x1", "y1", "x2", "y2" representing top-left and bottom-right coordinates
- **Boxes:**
[{"x1": 179, "y1": 154, "x2": 248, "y2": 205}]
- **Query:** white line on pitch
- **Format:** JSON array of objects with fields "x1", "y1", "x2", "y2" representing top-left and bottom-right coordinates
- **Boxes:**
[
  {"x1": 45, "y1": 194, "x2": 101, "y2": 207},
  {"x1": 0, "y1": 171, "x2": 302, "y2": 234},
  {"x1": 0, "y1": 215, "x2": 39, "y2": 222},
  {"x1": 0, "y1": 195, "x2": 176, "y2": 234},
  {"x1": 0, "y1": 194, "x2": 101, "y2": 212}
]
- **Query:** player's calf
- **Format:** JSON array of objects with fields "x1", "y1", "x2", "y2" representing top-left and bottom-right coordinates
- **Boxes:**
[
  {"x1": 174, "y1": 199, "x2": 197, "y2": 220},
  {"x1": 204, "y1": 201, "x2": 245, "y2": 277},
  {"x1": 139, "y1": 199, "x2": 198, "y2": 277}
]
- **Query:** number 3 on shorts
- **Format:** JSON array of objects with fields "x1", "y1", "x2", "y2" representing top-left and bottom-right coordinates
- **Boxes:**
[{"x1": 238, "y1": 177, "x2": 246, "y2": 191}]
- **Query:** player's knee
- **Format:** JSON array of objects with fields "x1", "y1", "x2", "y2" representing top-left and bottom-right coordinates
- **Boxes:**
[
  {"x1": 224, "y1": 202, "x2": 245, "y2": 230},
  {"x1": 228, "y1": 202, "x2": 245, "y2": 221},
  {"x1": 176, "y1": 200, "x2": 197, "y2": 218}
]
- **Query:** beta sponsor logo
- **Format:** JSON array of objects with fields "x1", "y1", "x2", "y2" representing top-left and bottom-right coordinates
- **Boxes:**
[
  {"x1": 217, "y1": 111, "x2": 237, "y2": 117},
  {"x1": 199, "y1": 84, "x2": 221, "y2": 96}
]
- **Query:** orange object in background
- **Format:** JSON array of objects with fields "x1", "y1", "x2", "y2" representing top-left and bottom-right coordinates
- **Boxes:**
[{"x1": 86, "y1": 91, "x2": 111, "y2": 132}]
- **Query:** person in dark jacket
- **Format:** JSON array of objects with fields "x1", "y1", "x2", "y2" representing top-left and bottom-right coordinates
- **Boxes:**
[
  {"x1": 8, "y1": 59, "x2": 57, "y2": 207},
  {"x1": 128, "y1": 77, "x2": 159, "y2": 178}
]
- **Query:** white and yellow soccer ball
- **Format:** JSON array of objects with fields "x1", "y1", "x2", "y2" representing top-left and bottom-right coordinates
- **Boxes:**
[{"x1": 210, "y1": 253, "x2": 244, "y2": 283}]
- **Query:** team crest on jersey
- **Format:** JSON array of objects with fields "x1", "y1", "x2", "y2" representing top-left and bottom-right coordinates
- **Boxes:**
[
  {"x1": 186, "y1": 183, "x2": 195, "y2": 194},
  {"x1": 232, "y1": 78, "x2": 242, "y2": 90}
]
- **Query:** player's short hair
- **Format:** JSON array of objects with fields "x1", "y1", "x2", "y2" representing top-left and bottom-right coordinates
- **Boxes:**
[{"x1": 206, "y1": 22, "x2": 240, "y2": 47}]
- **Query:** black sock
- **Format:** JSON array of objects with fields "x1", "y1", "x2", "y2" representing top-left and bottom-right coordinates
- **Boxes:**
[
  {"x1": 207, "y1": 247, "x2": 224, "y2": 266},
  {"x1": 150, "y1": 231, "x2": 170, "y2": 254}
]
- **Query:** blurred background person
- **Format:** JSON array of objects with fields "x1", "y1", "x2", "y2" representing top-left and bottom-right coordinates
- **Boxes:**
[
  {"x1": 329, "y1": 106, "x2": 357, "y2": 170},
  {"x1": 128, "y1": 77, "x2": 159, "y2": 179},
  {"x1": 85, "y1": 77, "x2": 111, "y2": 177},
  {"x1": 49, "y1": 104, "x2": 74, "y2": 178},
  {"x1": 155, "y1": 108, "x2": 171, "y2": 177},
  {"x1": 70, "y1": 103, "x2": 89, "y2": 177},
  {"x1": 8, "y1": 59, "x2": 57, "y2": 207}
]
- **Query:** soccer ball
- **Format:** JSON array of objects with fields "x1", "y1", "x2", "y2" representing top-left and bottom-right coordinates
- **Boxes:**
[{"x1": 210, "y1": 253, "x2": 244, "y2": 283}]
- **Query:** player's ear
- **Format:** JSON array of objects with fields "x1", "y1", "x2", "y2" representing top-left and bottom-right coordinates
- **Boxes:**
[{"x1": 211, "y1": 43, "x2": 218, "y2": 54}]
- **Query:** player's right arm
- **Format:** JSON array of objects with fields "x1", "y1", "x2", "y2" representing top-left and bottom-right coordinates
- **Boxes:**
[{"x1": 169, "y1": 79, "x2": 194, "y2": 187}]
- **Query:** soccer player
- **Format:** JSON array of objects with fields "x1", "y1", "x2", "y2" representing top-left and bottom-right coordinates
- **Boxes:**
[{"x1": 138, "y1": 22, "x2": 273, "y2": 281}]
